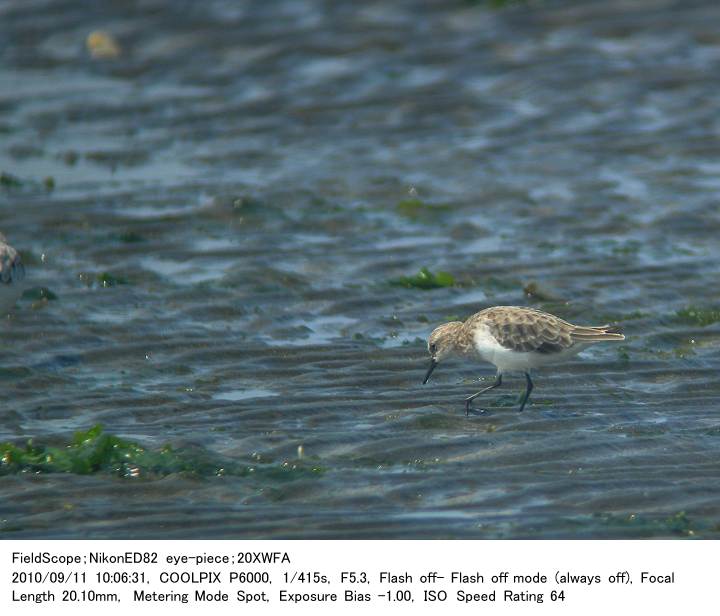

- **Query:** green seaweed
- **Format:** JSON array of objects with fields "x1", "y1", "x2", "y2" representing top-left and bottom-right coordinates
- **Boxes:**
[
  {"x1": 97, "y1": 272, "x2": 128, "y2": 287},
  {"x1": 664, "y1": 511, "x2": 693, "y2": 534},
  {"x1": 79, "y1": 272, "x2": 129, "y2": 288},
  {"x1": 0, "y1": 425, "x2": 323, "y2": 480},
  {"x1": 675, "y1": 306, "x2": 720, "y2": 327},
  {"x1": 0, "y1": 171, "x2": 22, "y2": 188},
  {"x1": 597, "y1": 310, "x2": 647, "y2": 322},
  {"x1": 622, "y1": 311, "x2": 648, "y2": 320},
  {"x1": 0, "y1": 170, "x2": 56, "y2": 191},
  {"x1": 396, "y1": 198, "x2": 451, "y2": 218},
  {"x1": 391, "y1": 267, "x2": 455, "y2": 290},
  {"x1": 21, "y1": 287, "x2": 58, "y2": 301}
]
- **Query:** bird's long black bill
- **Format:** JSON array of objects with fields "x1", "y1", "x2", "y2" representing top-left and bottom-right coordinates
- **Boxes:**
[{"x1": 423, "y1": 359, "x2": 438, "y2": 384}]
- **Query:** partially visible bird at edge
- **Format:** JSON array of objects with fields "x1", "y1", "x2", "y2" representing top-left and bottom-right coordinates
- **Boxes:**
[{"x1": 0, "y1": 232, "x2": 26, "y2": 312}]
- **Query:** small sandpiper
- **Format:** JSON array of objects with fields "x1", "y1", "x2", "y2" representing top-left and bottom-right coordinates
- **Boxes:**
[
  {"x1": 423, "y1": 306, "x2": 625, "y2": 414},
  {"x1": 0, "y1": 232, "x2": 25, "y2": 313}
]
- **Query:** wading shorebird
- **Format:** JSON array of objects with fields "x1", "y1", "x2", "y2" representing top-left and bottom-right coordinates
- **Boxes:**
[
  {"x1": 423, "y1": 306, "x2": 625, "y2": 415},
  {"x1": 0, "y1": 233, "x2": 25, "y2": 313}
]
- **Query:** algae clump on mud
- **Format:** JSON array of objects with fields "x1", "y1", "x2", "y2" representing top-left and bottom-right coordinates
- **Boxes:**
[
  {"x1": 396, "y1": 198, "x2": 452, "y2": 218},
  {"x1": 675, "y1": 306, "x2": 720, "y2": 327},
  {"x1": 391, "y1": 267, "x2": 455, "y2": 290},
  {"x1": 0, "y1": 425, "x2": 323, "y2": 480},
  {"x1": 0, "y1": 171, "x2": 23, "y2": 188}
]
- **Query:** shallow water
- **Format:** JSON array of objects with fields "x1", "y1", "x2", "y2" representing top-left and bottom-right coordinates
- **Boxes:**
[{"x1": 1, "y1": 0, "x2": 720, "y2": 538}]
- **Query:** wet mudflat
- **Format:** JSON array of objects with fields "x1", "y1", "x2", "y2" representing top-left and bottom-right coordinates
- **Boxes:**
[{"x1": 1, "y1": 0, "x2": 720, "y2": 538}]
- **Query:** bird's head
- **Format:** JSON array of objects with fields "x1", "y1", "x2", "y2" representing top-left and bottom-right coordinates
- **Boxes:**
[{"x1": 423, "y1": 321, "x2": 464, "y2": 384}]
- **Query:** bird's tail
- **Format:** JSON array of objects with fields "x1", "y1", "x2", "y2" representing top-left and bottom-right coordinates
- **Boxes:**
[{"x1": 570, "y1": 324, "x2": 625, "y2": 342}]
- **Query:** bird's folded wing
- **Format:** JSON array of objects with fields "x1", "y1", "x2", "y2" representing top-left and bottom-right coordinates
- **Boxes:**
[{"x1": 485, "y1": 311, "x2": 575, "y2": 354}]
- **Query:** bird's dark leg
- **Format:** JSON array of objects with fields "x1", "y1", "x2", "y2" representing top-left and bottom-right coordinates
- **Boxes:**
[
  {"x1": 465, "y1": 374, "x2": 502, "y2": 416},
  {"x1": 518, "y1": 372, "x2": 534, "y2": 412}
]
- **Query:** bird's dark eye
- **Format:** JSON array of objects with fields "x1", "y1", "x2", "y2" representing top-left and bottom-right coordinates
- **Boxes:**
[{"x1": 430, "y1": 343, "x2": 437, "y2": 353}]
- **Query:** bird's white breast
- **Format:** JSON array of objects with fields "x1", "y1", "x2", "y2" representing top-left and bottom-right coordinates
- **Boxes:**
[
  {"x1": 471, "y1": 324, "x2": 527, "y2": 371},
  {"x1": 471, "y1": 323, "x2": 585, "y2": 372}
]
